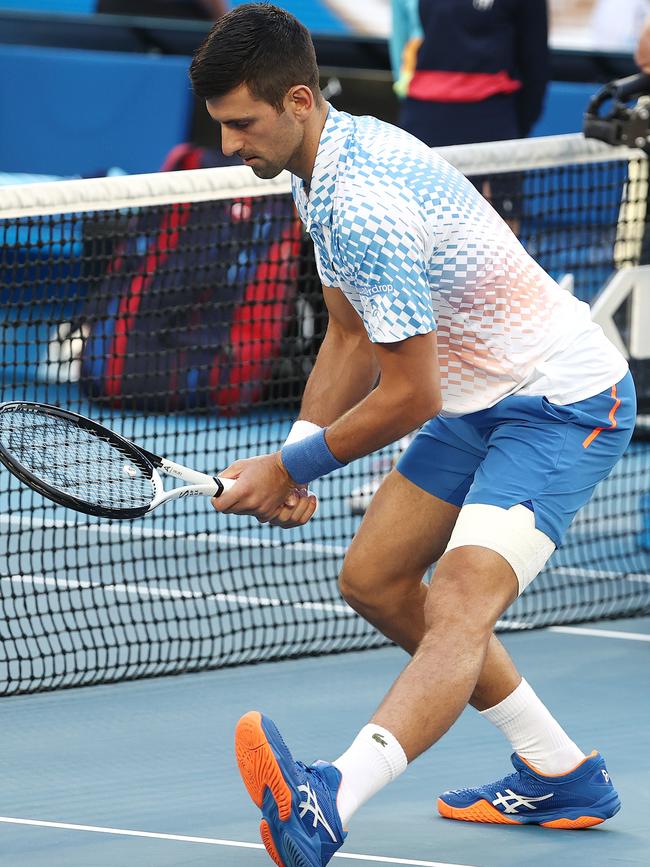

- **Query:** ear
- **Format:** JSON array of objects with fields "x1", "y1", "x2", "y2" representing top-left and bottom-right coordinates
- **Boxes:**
[{"x1": 286, "y1": 84, "x2": 316, "y2": 120}]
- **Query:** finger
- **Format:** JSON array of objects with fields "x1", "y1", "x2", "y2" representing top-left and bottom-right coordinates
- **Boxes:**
[
  {"x1": 211, "y1": 462, "x2": 249, "y2": 511},
  {"x1": 217, "y1": 460, "x2": 248, "y2": 481},
  {"x1": 268, "y1": 502, "x2": 298, "y2": 527},
  {"x1": 286, "y1": 496, "x2": 314, "y2": 524},
  {"x1": 270, "y1": 495, "x2": 318, "y2": 529},
  {"x1": 299, "y1": 495, "x2": 319, "y2": 523},
  {"x1": 212, "y1": 494, "x2": 246, "y2": 514},
  {"x1": 284, "y1": 485, "x2": 314, "y2": 508},
  {"x1": 289, "y1": 493, "x2": 317, "y2": 522}
]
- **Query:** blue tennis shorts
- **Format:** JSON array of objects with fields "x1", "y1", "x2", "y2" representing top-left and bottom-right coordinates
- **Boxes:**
[{"x1": 397, "y1": 371, "x2": 636, "y2": 547}]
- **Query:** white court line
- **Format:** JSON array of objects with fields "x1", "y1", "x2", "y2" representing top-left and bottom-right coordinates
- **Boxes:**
[
  {"x1": 0, "y1": 513, "x2": 349, "y2": 557},
  {"x1": 4, "y1": 573, "x2": 356, "y2": 617},
  {"x1": 0, "y1": 817, "x2": 476, "y2": 867},
  {"x1": 548, "y1": 625, "x2": 650, "y2": 642},
  {"x1": 548, "y1": 566, "x2": 650, "y2": 585}
]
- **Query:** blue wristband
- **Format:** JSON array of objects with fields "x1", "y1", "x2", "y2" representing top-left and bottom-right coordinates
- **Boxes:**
[{"x1": 280, "y1": 428, "x2": 347, "y2": 485}]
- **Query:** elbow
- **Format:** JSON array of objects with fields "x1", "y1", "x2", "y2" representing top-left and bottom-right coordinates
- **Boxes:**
[
  {"x1": 401, "y1": 387, "x2": 442, "y2": 428},
  {"x1": 421, "y1": 393, "x2": 443, "y2": 425}
]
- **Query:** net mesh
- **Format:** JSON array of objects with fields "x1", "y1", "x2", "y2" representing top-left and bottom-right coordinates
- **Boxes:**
[
  {"x1": 0, "y1": 406, "x2": 155, "y2": 511},
  {"x1": 1, "y1": 135, "x2": 649, "y2": 696}
]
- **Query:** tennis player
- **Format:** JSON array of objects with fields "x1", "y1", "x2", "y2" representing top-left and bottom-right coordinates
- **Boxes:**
[{"x1": 190, "y1": 6, "x2": 633, "y2": 864}]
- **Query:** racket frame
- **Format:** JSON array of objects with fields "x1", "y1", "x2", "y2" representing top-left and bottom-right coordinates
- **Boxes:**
[{"x1": 0, "y1": 401, "x2": 231, "y2": 519}]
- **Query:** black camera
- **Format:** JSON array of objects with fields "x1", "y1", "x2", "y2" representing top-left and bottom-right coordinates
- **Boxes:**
[{"x1": 584, "y1": 72, "x2": 650, "y2": 152}]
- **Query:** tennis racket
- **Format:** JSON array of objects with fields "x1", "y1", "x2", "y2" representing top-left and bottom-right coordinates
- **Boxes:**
[{"x1": 0, "y1": 401, "x2": 235, "y2": 520}]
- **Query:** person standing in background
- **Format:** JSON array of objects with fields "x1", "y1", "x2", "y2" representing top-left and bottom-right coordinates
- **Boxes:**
[
  {"x1": 390, "y1": 0, "x2": 423, "y2": 98},
  {"x1": 400, "y1": 0, "x2": 550, "y2": 148}
]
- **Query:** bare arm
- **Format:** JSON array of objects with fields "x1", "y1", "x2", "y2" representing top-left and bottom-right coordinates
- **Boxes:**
[
  {"x1": 325, "y1": 329, "x2": 441, "y2": 464},
  {"x1": 636, "y1": 16, "x2": 650, "y2": 72},
  {"x1": 298, "y1": 285, "x2": 380, "y2": 426},
  {"x1": 297, "y1": 285, "x2": 441, "y2": 456},
  {"x1": 212, "y1": 280, "x2": 441, "y2": 523}
]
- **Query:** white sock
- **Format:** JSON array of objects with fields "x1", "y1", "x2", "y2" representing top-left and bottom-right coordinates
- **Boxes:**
[
  {"x1": 332, "y1": 724, "x2": 408, "y2": 828},
  {"x1": 480, "y1": 678, "x2": 586, "y2": 776}
]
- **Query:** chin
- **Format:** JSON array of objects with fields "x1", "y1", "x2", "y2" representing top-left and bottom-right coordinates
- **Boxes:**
[{"x1": 251, "y1": 163, "x2": 283, "y2": 179}]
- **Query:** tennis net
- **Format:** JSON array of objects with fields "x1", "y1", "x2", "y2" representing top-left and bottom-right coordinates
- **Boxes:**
[{"x1": 1, "y1": 134, "x2": 649, "y2": 696}]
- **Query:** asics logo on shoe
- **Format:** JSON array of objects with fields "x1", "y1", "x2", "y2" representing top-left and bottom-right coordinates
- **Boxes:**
[
  {"x1": 298, "y1": 782, "x2": 338, "y2": 842},
  {"x1": 601, "y1": 770, "x2": 610, "y2": 783},
  {"x1": 372, "y1": 733, "x2": 388, "y2": 747},
  {"x1": 492, "y1": 789, "x2": 554, "y2": 814}
]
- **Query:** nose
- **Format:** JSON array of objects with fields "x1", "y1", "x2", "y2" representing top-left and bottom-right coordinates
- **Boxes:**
[{"x1": 220, "y1": 127, "x2": 242, "y2": 158}]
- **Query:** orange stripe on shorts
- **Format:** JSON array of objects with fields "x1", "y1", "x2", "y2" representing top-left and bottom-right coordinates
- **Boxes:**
[{"x1": 582, "y1": 384, "x2": 621, "y2": 448}]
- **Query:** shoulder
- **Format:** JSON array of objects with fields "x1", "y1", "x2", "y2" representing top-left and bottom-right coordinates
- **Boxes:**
[{"x1": 334, "y1": 116, "x2": 445, "y2": 227}]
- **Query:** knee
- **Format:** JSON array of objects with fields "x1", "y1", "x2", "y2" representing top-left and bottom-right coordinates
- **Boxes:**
[
  {"x1": 422, "y1": 561, "x2": 506, "y2": 638},
  {"x1": 337, "y1": 558, "x2": 376, "y2": 612},
  {"x1": 338, "y1": 554, "x2": 417, "y2": 616}
]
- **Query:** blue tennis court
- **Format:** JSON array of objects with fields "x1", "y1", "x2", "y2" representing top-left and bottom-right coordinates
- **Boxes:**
[{"x1": 1, "y1": 618, "x2": 648, "y2": 866}]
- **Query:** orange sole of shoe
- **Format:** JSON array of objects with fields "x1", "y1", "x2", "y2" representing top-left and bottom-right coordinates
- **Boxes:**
[
  {"x1": 260, "y1": 818, "x2": 285, "y2": 866},
  {"x1": 235, "y1": 711, "x2": 293, "y2": 818},
  {"x1": 437, "y1": 798, "x2": 520, "y2": 824},
  {"x1": 235, "y1": 711, "x2": 294, "y2": 865},
  {"x1": 541, "y1": 817, "x2": 605, "y2": 829},
  {"x1": 437, "y1": 798, "x2": 605, "y2": 829}
]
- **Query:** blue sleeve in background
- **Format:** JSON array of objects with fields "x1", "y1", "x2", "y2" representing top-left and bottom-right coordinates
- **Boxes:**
[{"x1": 390, "y1": 0, "x2": 423, "y2": 82}]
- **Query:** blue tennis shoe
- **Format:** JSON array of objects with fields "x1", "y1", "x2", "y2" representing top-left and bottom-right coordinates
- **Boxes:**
[
  {"x1": 235, "y1": 711, "x2": 347, "y2": 866},
  {"x1": 438, "y1": 751, "x2": 621, "y2": 829}
]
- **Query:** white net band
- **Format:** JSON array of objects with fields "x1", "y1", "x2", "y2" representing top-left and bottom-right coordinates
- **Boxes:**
[
  {"x1": 0, "y1": 133, "x2": 646, "y2": 220},
  {"x1": 0, "y1": 165, "x2": 293, "y2": 219}
]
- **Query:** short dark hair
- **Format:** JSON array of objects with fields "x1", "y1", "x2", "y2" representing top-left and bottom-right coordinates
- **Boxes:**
[{"x1": 189, "y1": 3, "x2": 320, "y2": 112}]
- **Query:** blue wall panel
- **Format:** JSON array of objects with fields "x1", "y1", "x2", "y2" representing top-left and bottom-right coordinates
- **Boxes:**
[
  {"x1": 0, "y1": 0, "x2": 350, "y2": 29},
  {"x1": 228, "y1": 1, "x2": 349, "y2": 34},
  {"x1": 0, "y1": 44, "x2": 192, "y2": 175},
  {"x1": 532, "y1": 81, "x2": 598, "y2": 137},
  {"x1": 0, "y1": 1, "x2": 95, "y2": 11}
]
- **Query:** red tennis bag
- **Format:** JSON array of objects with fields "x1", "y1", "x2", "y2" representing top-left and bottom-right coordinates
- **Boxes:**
[{"x1": 79, "y1": 147, "x2": 302, "y2": 413}]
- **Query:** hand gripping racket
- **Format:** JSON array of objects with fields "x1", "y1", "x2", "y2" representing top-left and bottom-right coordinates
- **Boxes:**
[{"x1": 0, "y1": 401, "x2": 235, "y2": 519}]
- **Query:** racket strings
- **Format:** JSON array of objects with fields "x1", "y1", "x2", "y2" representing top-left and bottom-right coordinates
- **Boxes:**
[{"x1": 0, "y1": 412, "x2": 155, "y2": 509}]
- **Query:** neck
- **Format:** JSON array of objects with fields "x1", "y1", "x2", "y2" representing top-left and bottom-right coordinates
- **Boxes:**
[{"x1": 287, "y1": 100, "x2": 330, "y2": 184}]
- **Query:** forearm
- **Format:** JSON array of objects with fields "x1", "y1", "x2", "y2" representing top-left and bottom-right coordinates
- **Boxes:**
[
  {"x1": 326, "y1": 377, "x2": 436, "y2": 464},
  {"x1": 290, "y1": 332, "x2": 441, "y2": 471},
  {"x1": 298, "y1": 322, "x2": 379, "y2": 426},
  {"x1": 637, "y1": 17, "x2": 650, "y2": 72},
  {"x1": 281, "y1": 331, "x2": 440, "y2": 487}
]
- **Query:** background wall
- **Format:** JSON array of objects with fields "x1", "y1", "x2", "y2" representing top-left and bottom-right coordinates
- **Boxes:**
[
  {"x1": 0, "y1": 1, "x2": 639, "y2": 175},
  {"x1": 0, "y1": 43, "x2": 193, "y2": 174}
]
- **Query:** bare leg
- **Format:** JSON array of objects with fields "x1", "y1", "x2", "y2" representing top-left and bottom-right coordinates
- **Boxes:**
[
  {"x1": 334, "y1": 469, "x2": 586, "y2": 818},
  {"x1": 340, "y1": 469, "x2": 521, "y2": 712},
  {"x1": 370, "y1": 545, "x2": 519, "y2": 760}
]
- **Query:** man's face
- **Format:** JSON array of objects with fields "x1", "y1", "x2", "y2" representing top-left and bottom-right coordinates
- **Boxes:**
[{"x1": 206, "y1": 84, "x2": 304, "y2": 179}]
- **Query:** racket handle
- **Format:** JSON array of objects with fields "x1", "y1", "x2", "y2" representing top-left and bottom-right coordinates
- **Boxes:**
[{"x1": 213, "y1": 476, "x2": 236, "y2": 496}]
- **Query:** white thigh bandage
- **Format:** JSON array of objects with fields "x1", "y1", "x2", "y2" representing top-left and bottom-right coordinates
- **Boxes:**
[{"x1": 444, "y1": 503, "x2": 556, "y2": 594}]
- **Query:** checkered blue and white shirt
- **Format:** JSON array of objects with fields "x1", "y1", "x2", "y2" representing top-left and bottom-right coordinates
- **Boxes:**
[{"x1": 292, "y1": 106, "x2": 627, "y2": 415}]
